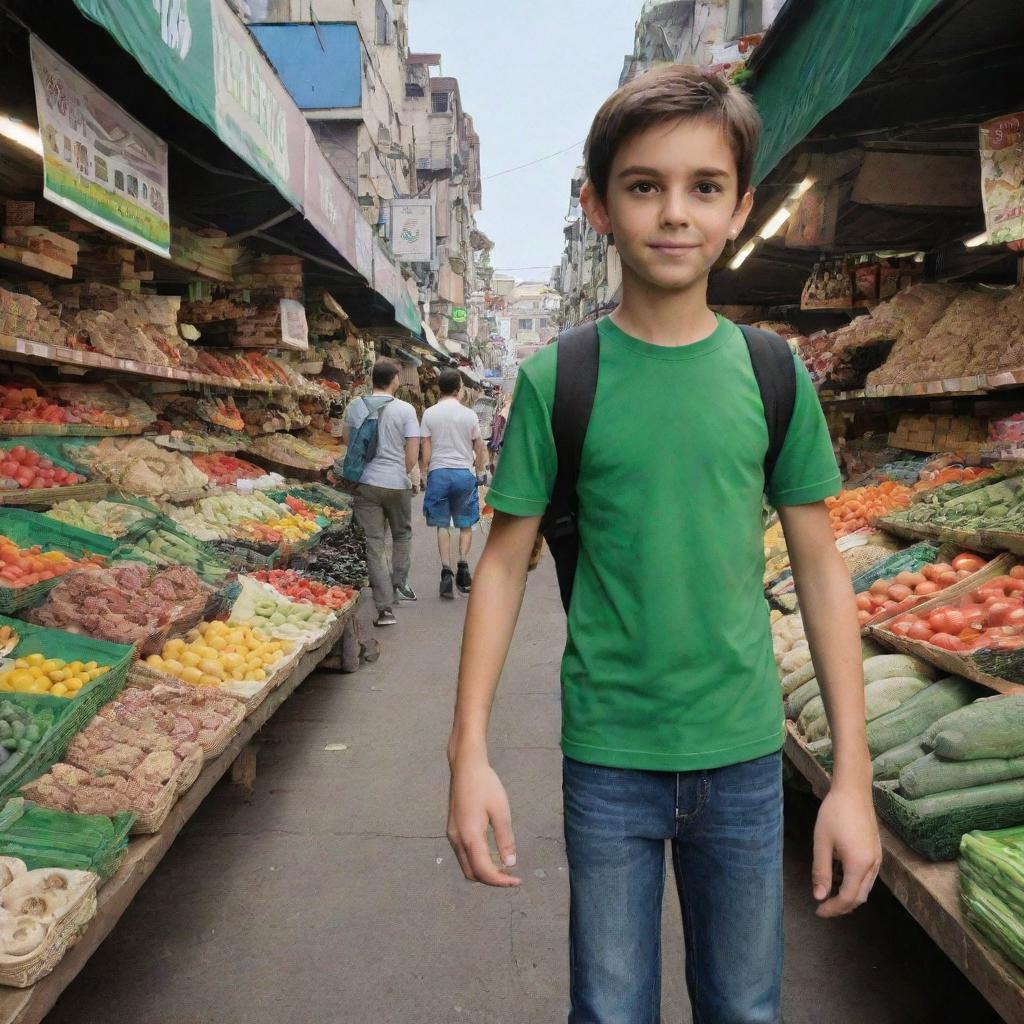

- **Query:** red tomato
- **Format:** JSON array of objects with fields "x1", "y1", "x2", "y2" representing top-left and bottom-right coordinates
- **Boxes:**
[
  {"x1": 1011, "y1": 565, "x2": 1024, "y2": 581},
  {"x1": 888, "y1": 584, "x2": 913, "y2": 602},
  {"x1": 37, "y1": 459, "x2": 52, "y2": 470},
  {"x1": 987, "y1": 601, "x2": 1016, "y2": 627},
  {"x1": 869, "y1": 579, "x2": 890, "y2": 597},
  {"x1": 889, "y1": 620, "x2": 915, "y2": 637},
  {"x1": 928, "y1": 610, "x2": 951, "y2": 634},
  {"x1": 936, "y1": 571, "x2": 959, "y2": 588},
  {"x1": 929, "y1": 633, "x2": 963, "y2": 651},
  {"x1": 915, "y1": 581, "x2": 941, "y2": 596},
  {"x1": 943, "y1": 609, "x2": 967, "y2": 635},
  {"x1": 8, "y1": 446, "x2": 26, "y2": 461}
]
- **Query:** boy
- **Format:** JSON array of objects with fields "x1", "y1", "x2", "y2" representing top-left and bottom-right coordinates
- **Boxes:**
[
  {"x1": 446, "y1": 65, "x2": 881, "y2": 1023},
  {"x1": 420, "y1": 369, "x2": 487, "y2": 598},
  {"x1": 342, "y1": 358, "x2": 420, "y2": 628}
]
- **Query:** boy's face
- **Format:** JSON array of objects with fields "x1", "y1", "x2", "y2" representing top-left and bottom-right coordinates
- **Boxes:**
[{"x1": 582, "y1": 118, "x2": 753, "y2": 294}]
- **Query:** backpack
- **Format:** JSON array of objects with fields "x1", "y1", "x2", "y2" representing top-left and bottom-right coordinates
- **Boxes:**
[
  {"x1": 539, "y1": 322, "x2": 797, "y2": 613},
  {"x1": 338, "y1": 396, "x2": 394, "y2": 489}
]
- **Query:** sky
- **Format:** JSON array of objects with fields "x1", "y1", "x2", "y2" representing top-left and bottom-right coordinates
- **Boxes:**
[{"x1": 409, "y1": 0, "x2": 639, "y2": 283}]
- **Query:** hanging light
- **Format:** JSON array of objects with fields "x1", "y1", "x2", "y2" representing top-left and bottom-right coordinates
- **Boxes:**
[
  {"x1": 0, "y1": 116, "x2": 42, "y2": 156},
  {"x1": 728, "y1": 239, "x2": 757, "y2": 270},
  {"x1": 964, "y1": 231, "x2": 989, "y2": 248},
  {"x1": 728, "y1": 176, "x2": 815, "y2": 271}
]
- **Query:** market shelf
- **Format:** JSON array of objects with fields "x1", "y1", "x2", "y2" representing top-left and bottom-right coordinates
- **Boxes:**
[
  {"x1": 0, "y1": 599, "x2": 360, "y2": 1024},
  {"x1": 784, "y1": 722, "x2": 1024, "y2": 1024},
  {"x1": 819, "y1": 370, "x2": 1024, "y2": 404},
  {"x1": 0, "y1": 333, "x2": 319, "y2": 397}
]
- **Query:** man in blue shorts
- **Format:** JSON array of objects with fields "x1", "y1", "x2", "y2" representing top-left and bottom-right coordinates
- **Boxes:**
[{"x1": 420, "y1": 369, "x2": 486, "y2": 599}]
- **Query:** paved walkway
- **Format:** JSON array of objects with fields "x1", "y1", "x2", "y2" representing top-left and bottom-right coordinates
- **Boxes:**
[{"x1": 47, "y1": 507, "x2": 1001, "y2": 1023}]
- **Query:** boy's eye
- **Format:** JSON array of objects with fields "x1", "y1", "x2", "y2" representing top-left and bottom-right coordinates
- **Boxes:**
[
  {"x1": 628, "y1": 182, "x2": 658, "y2": 195},
  {"x1": 694, "y1": 181, "x2": 722, "y2": 195}
]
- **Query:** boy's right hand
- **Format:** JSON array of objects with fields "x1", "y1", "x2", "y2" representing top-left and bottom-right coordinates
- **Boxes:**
[{"x1": 447, "y1": 754, "x2": 521, "y2": 887}]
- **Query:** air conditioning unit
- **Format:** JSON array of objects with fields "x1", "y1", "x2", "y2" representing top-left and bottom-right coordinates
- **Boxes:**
[{"x1": 377, "y1": 126, "x2": 393, "y2": 147}]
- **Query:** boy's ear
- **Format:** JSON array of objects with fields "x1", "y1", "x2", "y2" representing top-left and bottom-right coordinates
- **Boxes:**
[
  {"x1": 580, "y1": 180, "x2": 613, "y2": 236},
  {"x1": 730, "y1": 188, "x2": 755, "y2": 238}
]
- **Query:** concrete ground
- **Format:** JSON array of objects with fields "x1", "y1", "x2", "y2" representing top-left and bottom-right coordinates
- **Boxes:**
[{"x1": 47, "y1": 508, "x2": 1003, "y2": 1023}]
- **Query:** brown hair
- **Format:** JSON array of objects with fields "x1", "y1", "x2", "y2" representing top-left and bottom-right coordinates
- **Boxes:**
[
  {"x1": 372, "y1": 358, "x2": 401, "y2": 390},
  {"x1": 438, "y1": 369, "x2": 462, "y2": 395},
  {"x1": 585, "y1": 64, "x2": 761, "y2": 202}
]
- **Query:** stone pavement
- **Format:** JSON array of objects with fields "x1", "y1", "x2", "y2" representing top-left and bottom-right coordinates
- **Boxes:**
[{"x1": 46, "y1": 506, "x2": 1001, "y2": 1023}]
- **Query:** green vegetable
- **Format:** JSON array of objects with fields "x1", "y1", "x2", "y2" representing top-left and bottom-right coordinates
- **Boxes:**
[
  {"x1": 929, "y1": 695, "x2": 1024, "y2": 761},
  {"x1": 864, "y1": 676, "x2": 929, "y2": 720},
  {"x1": 900, "y1": 752, "x2": 1024, "y2": 798},
  {"x1": 904, "y1": 778, "x2": 1024, "y2": 816},
  {"x1": 785, "y1": 677, "x2": 819, "y2": 720},
  {"x1": 863, "y1": 655, "x2": 936, "y2": 685},
  {"x1": 872, "y1": 736, "x2": 929, "y2": 780},
  {"x1": 867, "y1": 676, "x2": 978, "y2": 758}
]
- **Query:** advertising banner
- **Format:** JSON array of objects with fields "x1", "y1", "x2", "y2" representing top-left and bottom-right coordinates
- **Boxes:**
[
  {"x1": 388, "y1": 198, "x2": 434, "y2": 262},
  {"x1": 304, "y1": 135, "x2": 356, "y2": 268},
  {"x1": 980, "y1": 112, "x2": 1024, "y2": 245},
  {"x1": 30, "y1": 35, "x2": 171, "y2": 256}
]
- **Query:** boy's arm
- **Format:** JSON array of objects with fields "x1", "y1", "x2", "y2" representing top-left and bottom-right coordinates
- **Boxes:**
[
  {"x1": 404, "y1": 436, "x2": 420, "y2": 475},
  {"x1": 474, "y1": 437, "x2": 487, "y2": 477},
  {"x1": 420, "y1": 437, "x2": 432, "y2": 478},
  {"x1": 447, "y1": 510, "x2": 539, "y2": 887},
  {"x1": 779, "y1": 501, "x2": 882, "y2": 918}
]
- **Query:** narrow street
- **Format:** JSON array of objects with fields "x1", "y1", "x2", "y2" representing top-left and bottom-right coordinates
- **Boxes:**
[{"x1": 47, "y1": 508, "x2": 1001, "y2": 1024}]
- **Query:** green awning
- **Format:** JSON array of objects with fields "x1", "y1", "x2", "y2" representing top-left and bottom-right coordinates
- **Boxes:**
[{"x1": 749, "y1": 0, "x2": 945, "y2": 184}]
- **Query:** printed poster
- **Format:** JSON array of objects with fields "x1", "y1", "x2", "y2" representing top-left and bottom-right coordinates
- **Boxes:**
[
  {"x1": 388, "y1": 199, "x2": 434, "y2": 262},
  {"x1": 980, "y1": 112, "x2": 1024, "y2": 245},
  {"x1": 30, "y1": 35, "x2": 171, "y2": 256}
]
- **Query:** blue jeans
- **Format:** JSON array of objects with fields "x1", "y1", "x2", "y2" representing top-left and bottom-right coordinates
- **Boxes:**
[
  {"x1": 423, "y1": 468, "x2": 480, "y2": 528},
  {"x1": 563, "y1": 752, "x2": 784, "y2": 1024}
]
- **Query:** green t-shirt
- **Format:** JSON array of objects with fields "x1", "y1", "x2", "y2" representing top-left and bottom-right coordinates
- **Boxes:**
[{"x1": 487, "y1": 314, "x2": 841, "y2": 771}]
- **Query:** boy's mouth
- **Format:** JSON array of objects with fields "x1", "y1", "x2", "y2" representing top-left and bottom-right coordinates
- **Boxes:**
[{"x1": 647, "y1": 240, "x2": 701, "y2": 255}]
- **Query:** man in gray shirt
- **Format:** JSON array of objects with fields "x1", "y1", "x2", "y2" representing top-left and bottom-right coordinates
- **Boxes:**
[{"x1": 342, "y1": 359, "x2": 421, "y2": 627}]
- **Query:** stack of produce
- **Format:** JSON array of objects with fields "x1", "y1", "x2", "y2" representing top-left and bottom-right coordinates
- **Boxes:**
[
  {"x1": 22, "y1": 762, "x2": 169, "y2": 819},
  {"x1": 296, "y1": 523, "x2": 368, "y2": 589},
  {"x1": 190, "y1": 454, "x2": 265, "y2": 487},
  {"x1": 28, "y1": 563, "x2": 207, "y2": 648},
  {"x1": 166, "y1": 491, "x2": 285, "y2": 541},
  {"x1": 887, "y1": 473, "x2": 1024, "y2": 535},
  {"x1": 193, "y1": 396, "x2": 244, "y2": 432},
  {"x1": 279, "y1": 493, "x2": 348, "y2": 523},
  {"x1": 960, "y1": 825, "x2": 1024, "y2": 970},
  {"x1": 231, "y1": 576, "x2": 336, "y2": 641},
  {"x1": 0, "y1": 536, "x2": 105, "y2": 590},
  {"x1": 251, "y1": 569, "x2": 355, "y2": 610},
  {"x1": 885, "y1": 566, "x2": 1024, "y2": 654},
  {"x1": 855, "y1": 552, "x2": 987, "y2": 625},
  {"x1": 45, "y1": 499, "x2": 150, "y2": 539},
  {"x1": 0, "y1": 447, "x2": 87, "y2": 493},
  {"x1": 0, "y1": 797, "x2": 133, "y2": 878},
  {"x1": 0, "y1": 702, "x2": 55, "y2": 775},
  {"x1": 0, "y1": 386, "x2": 71, "y2": 430},
  {"x1": 0, "y1": 654, "x2": 107, "y2": 698},
  {"x1": 827, "y1": 483, "x2": 914, "y2": 537},
  {"x1": 234, "y1": 514, "x2": 320, "y2": 546},
  {"x1": 244, "y1": 433, "x2": 334, "y2": 471},
  {"x1": 0, "y1": 287, "x2": 67, "y2": 349},
  {"x1": 72, "y1": 438, "x2": 208, "y2": 499},
  {"x1": 0, "y1": 859, "x2": 99, "y2": 974},
  {"x1": 144, "y1": 620, "x2": 294, "y2": 688},
  {"x1": 122, "y1": 524, "x2": 233, "y2": 585}
]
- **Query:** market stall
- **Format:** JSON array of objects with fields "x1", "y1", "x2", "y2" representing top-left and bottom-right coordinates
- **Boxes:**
[
  {"x1": 723, "y1": 2, "x2": 1024, "y2": 1019},
  {"x1": 0, "y1": 1, "x2": 391, "y2": 1012}
]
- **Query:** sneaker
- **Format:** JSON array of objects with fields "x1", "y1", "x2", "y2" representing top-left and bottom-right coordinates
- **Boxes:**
[
  {"x1": 394, "y1": 582, "x2": 418, "y2": 603},
  {"x1": 374, "y1": 609, "x2": 397, "y2": 627},
  {"x1": 456, "y1": 561, "x2": 473, "y2": 594},
  {"x1": 440, "y1": 568, "x2": 455, "y2": 600}
]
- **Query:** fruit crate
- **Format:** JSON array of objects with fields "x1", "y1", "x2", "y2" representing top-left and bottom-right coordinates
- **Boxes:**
[
  {"x1": 0, "y1": 438, "x2": 106, "y2": 508},
  {"x1": 114, "y1": 516, "x2": 236, "y2": 589},
  {"x1": 0, "y1": 509, "x2": 117, "y2": 613}
]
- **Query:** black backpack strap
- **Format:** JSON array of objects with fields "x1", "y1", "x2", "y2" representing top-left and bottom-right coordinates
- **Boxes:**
[
  {"x1": 540, "y1": 322, "x2": 600, "y2": 611},
  {"x1": 739, "y1": 325, "x2": 797, "y2": 493}
]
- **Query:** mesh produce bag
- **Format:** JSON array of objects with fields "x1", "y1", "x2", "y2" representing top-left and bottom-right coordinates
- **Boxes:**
[{"x1": 929, "y1": 695, "x2": 1024, "y2": 760}]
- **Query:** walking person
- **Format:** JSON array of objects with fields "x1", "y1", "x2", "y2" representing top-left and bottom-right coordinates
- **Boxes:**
[
  {"x1": 420, "y1": 369, "x2": 486, "y2": 599},
  {"x1": 445, "y1": 65, "x2": 881, "y2": 1024},
  {"x1": 342, "y1": 358, "x2": 421, "y2": 628}
]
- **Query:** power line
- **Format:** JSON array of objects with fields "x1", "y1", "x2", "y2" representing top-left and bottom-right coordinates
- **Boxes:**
[{"x1": 482, "y1": 140, "x2": 586, "y2": 181}]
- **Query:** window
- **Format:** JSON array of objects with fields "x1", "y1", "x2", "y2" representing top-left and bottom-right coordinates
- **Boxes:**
[
  {"x1": 405, "y1": 83, "x2": 424, "y2": 98},
  {"x1": 740, "y1": 0, "x2": 763, "y2": 35},
  {"x1": 518, "y1": 318, "x2": 533, "y2": 330},
  {"x1": 375, "y1": 0, "x2": 393, "y2": 44},
  {"x1": 538, "y1": 318, "x2": 549, "y2": 329},
  {"x1": 432, "y1": 91, "x2": 450, "y2": 114}
]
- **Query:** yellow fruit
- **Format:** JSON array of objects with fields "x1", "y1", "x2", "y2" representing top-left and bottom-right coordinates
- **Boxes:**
[
  {"x1": 221, "y1": 653, "x2": 243, "y2": 671},
  {"x1": 49, "y1": 669, "x2": 69, "y2": 682},
  {"x1": 40, "y1": 659, "x2": 63, "y2": 674},
  {"x1": 50, "y1": 684, "x2": 68, "y2": 697},
  {"x1": 164, "y1": 639, "x2": 186, "y2": 657},
  {"x1": 230, "y1": 667, "x2": 247, "y2": 681},
  {"x1": 197, "y1": 659, "x2": 224, "y2": 679},
  {"x1": 65, "y1": 678, "x2": 83, "y2": 692},
  {"x1": 67, "y1": 661, "x2": 83, "y2": 674},
  {"x1": 13, "y1": 659, "x2": 28, "y2": 670},
  {"x1": 146, "y1": 655, "x2": 164, "y2": 669},
  {"x1": 180, "y1": 666, "x2": 203, "y2": 685},
  {"x1": 25, "y1": 653, "x2": 44, "y2": 666},
  {"x1": 83, "y1": 661, "x2": 98, "y2": 672},
  {"x1": 88, "y1": 669, "x2": 104, "y2": 681},
  {"x1": 162, "y1": 660, "x2": 184, "y2": 676},
  {"x1": 250, "y1": 668, "x2": 266, "y2": 681},
  {"x1": 198, "y1": 674, "x2": 221, "y2": 687},
  {"x1": 26, "y1": 682, "x2": 48, "y2": 694},
  {"x1": 181, "y1": 651, "x2": 201, "y2": 668},
  {"x1": 9, "y1": 670, "x2": 33, "y2": 688}
]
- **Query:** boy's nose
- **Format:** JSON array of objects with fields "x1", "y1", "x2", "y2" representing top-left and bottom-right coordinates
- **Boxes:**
[{"x1": 660, "y1": 191, "x2": 690, "y2": 227}]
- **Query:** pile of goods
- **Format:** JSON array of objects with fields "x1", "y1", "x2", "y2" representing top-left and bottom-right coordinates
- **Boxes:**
[
  {"x1": 97, "y1": 684, "x2": 243, "y2": 757},
  {"x1": 144, "y1": 620, "x2": 294, "y2": 688},
  {"x1": 0, "y1": 287, "x2": 66, "y2": 349},
  {"x1": 251, "y1": 569, "x2": 355, "y2": 610},
  {"x1": 0, "y1": 654, "x2": 107, "y2": 698},
  {"x1": 244, "y1": 433, "x2": 335, "y2": 471},
  {"x1": 855, "y1": 552, "x2": 987, "y2": 625},
  {"x1": 960, "y1": 825, "x2": 1024, "y2": 970},
  {"x1": 0, "y1": 702, "x2": 53, "y2": 770},
  {"x1": 0, "y1": 447, "x2": 87, "y2": 492},
  {"x1": 0, "y1": 536, "x2": 104, "y2": 590},
  {"x1": 72, "y1": 438, "x2": 208, "y2": 499},
  {"x1": 28, "y1": 563, "x2": 207, "y2": 648},
  {"x1": 279, "y1": 493, "x2": 348, "y2": 523},
  {"x1": 0, "y1": 859, "x2": 98, "y2": 971},
  {"x1": 166, "y1": 491, "x2": 285, "y2": 542},
  {"x1": 884, "y1": 566, "x2": 1024, "y2": 654},
  {"x1": 827, "y1": 483, "x2": 914, "y2": 537},
  {"x1": 45, "y1": 499, "x2": 150, "y2": 539},
  {"x1": 124, "y1": 525, "x2": 232, "y2": 585},
  {"x1": 886, "y1": 474, "x2": 1024, "y2": 535},
  {"x1": 296, "y1": 524, "x2": 368, "y2": 589},
  {"x1": 190, "y1": 454, "x2": 265, "y2": 487},
  {"x1": 233, "y1": 514, "x2": 320, "y2": 546},
  {"x1": 64, "y1": 721, "x2": 202, "y2": 791},
  {"x1": 23, "y1": 762, "x2": 169, "y2": 820},
  {"x1": 230, "y1": 576, "x2": 336, "y2": 641}
]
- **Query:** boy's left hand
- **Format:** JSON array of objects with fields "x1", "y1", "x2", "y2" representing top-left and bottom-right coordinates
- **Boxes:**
[{"x1": 811, "y1": 783, "x2": 882, "y2": 918}]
